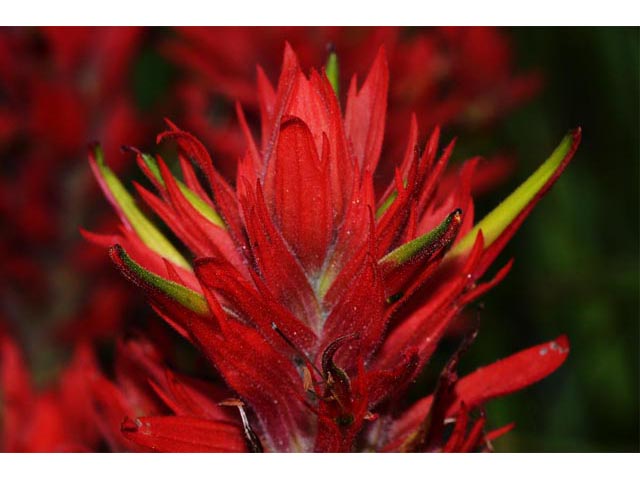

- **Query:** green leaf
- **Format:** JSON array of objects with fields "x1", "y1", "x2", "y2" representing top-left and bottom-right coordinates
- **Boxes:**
[
  {"x1": 375, "y1": 190, "x2": 398, "y2": 219},
  {"x1": 379, "y1": 209, "x2": 462, "y2": 267},
  {"x1": 450, "y1": 131, "x2": 580, "y2": 257},
  {"x1": 114, "y1": 245, "x2": 208, "y2": 316},
  {"x1": 325, "y1": 51, "x2": 340, "y2": 96},
  {"x1": 376, "y1": 177, "x2": 409, "y2": 219},
  {"x1": 141, "y1": 154, "x2": 225, "y2": 229},
  {"x1": 92, "y1": 145, "x2": 191, "y2": 271}
]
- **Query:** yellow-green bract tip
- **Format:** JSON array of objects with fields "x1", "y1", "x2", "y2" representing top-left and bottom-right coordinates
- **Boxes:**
[
  {"x1": 326, "y1": 51, "x2": 340, "y2": 96},
  {"x1": 91, "y1": 145, "x2": 192, "y2": 271},
  {"x1": 380, "y1": 209, "x2": 462, "y2": 267},
  {"x1": 113, "y1": 245, "x2": 208, "y2": 316},
  {"x1": 450, "y1": 130, "x2": 580, "y2": 257},
  {"x1": 141, "y1": 153, "x2": 225, "y2": 229}
]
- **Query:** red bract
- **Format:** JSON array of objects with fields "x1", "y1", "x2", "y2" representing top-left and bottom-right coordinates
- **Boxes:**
[
  {"x1": 165, "y1": 27, "x2": 538, "y2": 185},
  {"x1": 89, "y1": 45, "x2": 580, "y2": 452},
  {"x1": 88, "y1": 335, "x2": 246, "y2": 453}
]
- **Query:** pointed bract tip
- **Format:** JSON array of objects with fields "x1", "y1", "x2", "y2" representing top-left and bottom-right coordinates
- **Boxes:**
[
  {"x1": 379, "y1": 208, "x2": 463, "y2": 267},
  {"x1": 108, "y1": 243, "x2": 126, "y2": 266},
  {"x1": 157, "y1": 118, "x2": 181, "y2": 143},
  {"x1": 450, "y1": 130, "x2": 581, "y2": 259},
  {"x1": 552, "y1": 334, "x2": 570, "y2": 352},
  {"x1": 88, "y1": 142, "x2": 104, "y2": 165},
  {"x1": 120, "y1": 145, "x2": 142, "y2": 155},
  {"x1": 571, "y1": 126, "x2": 582, "y2": 140},
  {"x1": 376, "y1": 44, "x2": 388, "y2": 62},
  {"x1": 325, "y1": 50, "x2": 340, "y2": 96},
  {"x1": 282, "y1": 41, "x2": 299, "y2": 63},
  {"x1": 163, "y1": 117, "x2": 179, "y2": 129},
  {"x1": 110, "y1": 244, "x2": 207, "y2": 316}
]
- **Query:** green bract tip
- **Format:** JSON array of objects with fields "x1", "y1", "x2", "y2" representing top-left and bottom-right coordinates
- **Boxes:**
[
  {"x1": 92, "y1": 145, "x2": 191, "y2": 271},
  {"x1": 450, "y1": 130, "x2": 580, "y2": 258},
  {"x1": 326, "y1": 51, "x2": 340, "y2": 96}
]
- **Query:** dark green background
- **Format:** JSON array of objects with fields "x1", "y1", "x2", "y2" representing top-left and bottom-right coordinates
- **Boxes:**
[{"x1": 458, "y1": 27, "x2": 639, "y2": 452}]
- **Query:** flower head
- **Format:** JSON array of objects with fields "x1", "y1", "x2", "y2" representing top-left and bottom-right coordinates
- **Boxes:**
[{"x1": 88, "y1": 44, "x2": 580, "y2": 452}]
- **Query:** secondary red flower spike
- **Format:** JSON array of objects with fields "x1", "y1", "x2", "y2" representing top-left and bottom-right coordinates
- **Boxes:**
[{"x1": 88, "y1": 44, "x2": 580, "y2": 452}]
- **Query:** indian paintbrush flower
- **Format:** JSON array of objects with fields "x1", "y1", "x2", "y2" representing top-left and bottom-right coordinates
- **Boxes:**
[{"x1": 87, "y1": 44, "x2": 580, "y2": 452}]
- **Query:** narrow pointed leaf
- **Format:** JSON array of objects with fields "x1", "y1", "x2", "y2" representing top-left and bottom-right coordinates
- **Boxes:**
[
  {"x1": 90, "y1": 145, "x2": 191, "y2": 270},
  {"x1": 140, "y1": 153, "x2": 225, "y2": 229},
  {"x1": 450, "y1": 335, "x2": 570, "y2": 414},
  {"x1": 158, "y1": 120, "x2": 245, "y2": 247},
  {"x1": 345, "y1": 46, "x2": 389, "y2": 171},
  {"x1": 378, "y1": 209, "x2": 462, "y2": 298},
  {"x1": 375, "y1": 189, "x2": 398, "y2": 219},
  {"x1": 387, "y1": 335, "x2": 570, "y2": 448},
  {"x1": 451, "y1": 129, "x2": 581, "y2": 257},
  {"x1": 110, "y1": 245, "x2": 207, "y2": 316},
  {"x1": 325, "y1": 51, "x2": 339, "y2": 96},
  {"x1": 380, "y1": 209, "x2": 462, "y2": 267}
]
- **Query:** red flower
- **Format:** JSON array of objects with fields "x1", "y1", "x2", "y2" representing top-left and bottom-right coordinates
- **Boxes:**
[{"x1": 88, "y1": 45, "x2": 580, "y2": 452}]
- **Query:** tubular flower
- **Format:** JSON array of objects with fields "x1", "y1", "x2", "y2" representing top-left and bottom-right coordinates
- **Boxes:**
[{"x1": 88, "y1": 45, "x2": 580, "y2": 452}]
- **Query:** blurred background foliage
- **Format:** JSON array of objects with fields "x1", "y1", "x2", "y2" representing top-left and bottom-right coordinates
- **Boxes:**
[{"x1": 457, "y1": 27, "x2": 639, "y2": 452}]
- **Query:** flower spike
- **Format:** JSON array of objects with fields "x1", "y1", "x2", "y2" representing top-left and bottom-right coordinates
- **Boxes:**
[{"x1": 88, "y1": 44, "x2": 579, "y2": 453}]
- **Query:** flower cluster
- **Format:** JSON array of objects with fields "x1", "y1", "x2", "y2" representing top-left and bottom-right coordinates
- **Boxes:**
[{"x1": 84, "y1": 45, "x2": 580, "y2": 452}]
